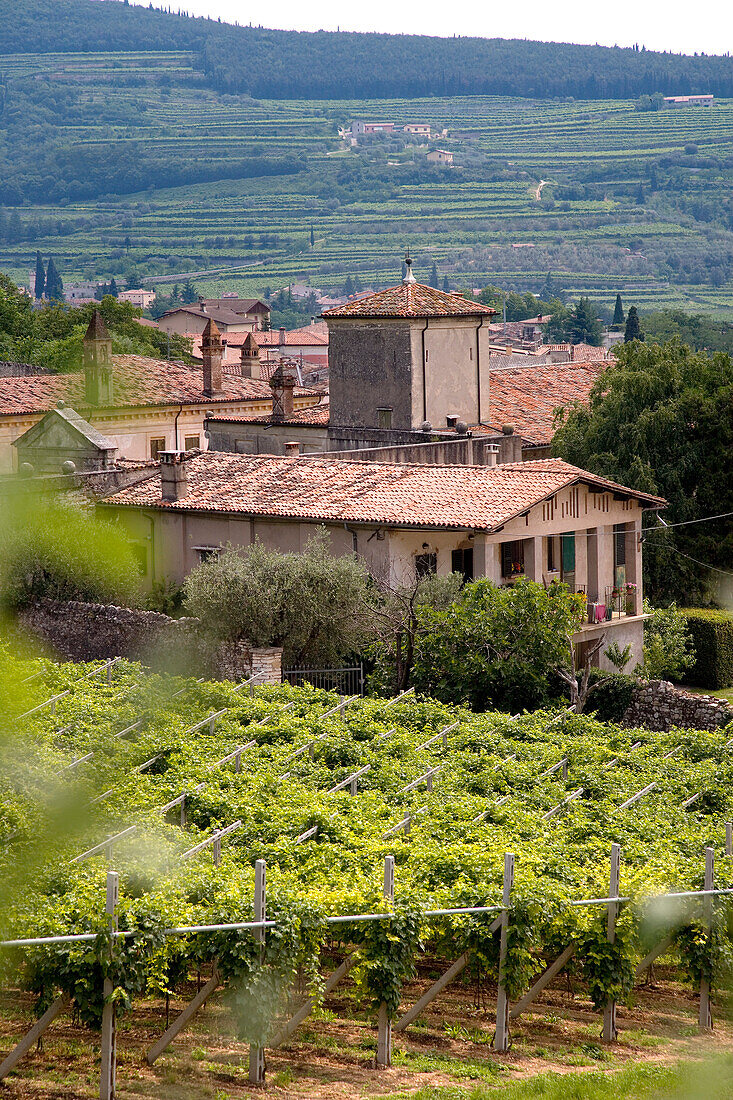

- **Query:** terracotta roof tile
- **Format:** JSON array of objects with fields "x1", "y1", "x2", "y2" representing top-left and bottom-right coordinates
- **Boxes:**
[
  {"x1": 321, "y1": 282, "x2": 496, "y2": 319},
  {"x1": 101, "y1": 453, "x2": 665, "y2": 528},
  {"x1": 485, "y1": 361, "x2": 606, "y2": 445},
  {"x1": 206, "y1": 398, "x2": 330, "y2": 428},
  {"x1": 0, "y1": 356, "x2": 294, "y2": 416}
]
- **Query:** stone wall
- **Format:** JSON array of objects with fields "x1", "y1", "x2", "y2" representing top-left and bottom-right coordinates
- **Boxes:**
[
  {"x1": 623, "y1": 679, "x2": 732, "y2": 732},
  {"x1": 19, "y1": 598, "x2": 282, "y2": 684}
]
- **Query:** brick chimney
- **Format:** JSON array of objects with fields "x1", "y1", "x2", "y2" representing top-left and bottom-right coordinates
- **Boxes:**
[
  {"x1": 201, "y1": 318, "x2": 223, "y2": 397},
  {"x1": 269, "y1": 359, "x2": 296, "y2": 422},
  {"x1": 160, "y1": 451, "x2": 188, "y2": 501},
  {"x1": 83, "y1": 310, "x2": 114, "y2": 405},
  {"x1": 240, "y1": 331, "x2": 260, "y2": 379}
]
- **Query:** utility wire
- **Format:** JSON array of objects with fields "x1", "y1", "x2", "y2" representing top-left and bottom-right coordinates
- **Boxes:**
[
  {"x1": 643, "y1": 543, "x2": 733, "y2": 578},
  {"x1": 641, "y1": 509, "x2": 733, "y2": 532}
]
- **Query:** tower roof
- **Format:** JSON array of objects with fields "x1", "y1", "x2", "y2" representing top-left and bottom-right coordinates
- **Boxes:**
[
  {"x1": 84, "y1": 311, "x2": 110, "y2": 342},
  {"x1": 202, "y1": 317, "x2": 221, "y2": 339},
  {"x1": 242, "y1": 331, "x2": 259, "y2": 354},
  {"x1": 321, "y1": 282, "x2": 497, "y2": 320}
]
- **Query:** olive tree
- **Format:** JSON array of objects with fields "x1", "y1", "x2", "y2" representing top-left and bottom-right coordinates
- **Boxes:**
[{"x1": 183, "y1": 528, "x2": 375, "y2": 667}]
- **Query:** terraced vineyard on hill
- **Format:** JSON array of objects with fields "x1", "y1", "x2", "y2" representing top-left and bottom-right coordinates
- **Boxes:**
[{"x1": 2, "y1": 50, "x2": 733, "y2": 313}]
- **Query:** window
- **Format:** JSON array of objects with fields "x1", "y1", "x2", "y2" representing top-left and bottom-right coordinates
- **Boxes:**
[
  {"x1": 194, "y1": 546, "x2": 221, "y2": 563},
  {"x1": 451, "y1": 547, "x2": 474, "y2": 582},
  {"x1": 184, "y1": 434, "x2": 200, "y2": 450},
  {"x1": 377, "y1": 408, "x2": 393, "y2": 430},
  {"x1": 501, "y1": 540, "x2": 524, "y2": 578},
  {"x1": 415, "y1": 552, "x2": 437, "y2": 579},
  {"x1": 149, "y1": 437, "x2": 166, "y2": 460},
  {"x1": 613, "y1": 523, "x2": 627, "y2": 587},
  {"x1": 546, "y1": 537, "x2": 556, "y2": 572},
  {"x1": 561, "y1": 533, "x2": 576, "y2": 588}
]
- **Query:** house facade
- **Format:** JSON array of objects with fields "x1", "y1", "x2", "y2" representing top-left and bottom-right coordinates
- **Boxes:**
[
  {"x1": 0, "y1": 315, "x2": 319, "y2": 472},
  {"x1": 99, "y1": 451, "x2": 665, "y2": 671},
  {"x1": 157, "y1": 298, "x2": 270, "y2": 336}
]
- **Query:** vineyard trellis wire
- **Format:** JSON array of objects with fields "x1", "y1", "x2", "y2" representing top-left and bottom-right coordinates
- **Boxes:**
[{"x1": 3, "y1": 652, "x2": 733, "y2": 1096}]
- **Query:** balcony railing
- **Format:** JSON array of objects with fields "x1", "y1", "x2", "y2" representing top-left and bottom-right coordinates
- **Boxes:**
[{"x1": 586, "y1": 585, "x2": 638, "y2": 624}]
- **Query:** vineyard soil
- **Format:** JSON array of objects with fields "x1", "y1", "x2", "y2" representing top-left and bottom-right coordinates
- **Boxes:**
[{"x1": 0, "y1": 969, "x2": 732, "y2": 1098}]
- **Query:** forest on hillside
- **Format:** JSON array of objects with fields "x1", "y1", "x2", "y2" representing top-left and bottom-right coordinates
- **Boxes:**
[{"x1": 3, "y1": 0, "x2": 733, "y2": 101}]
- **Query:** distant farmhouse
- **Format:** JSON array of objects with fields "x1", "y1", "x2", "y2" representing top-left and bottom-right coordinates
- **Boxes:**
[
  {"x1": 352, "y1": 120, "x2": 396, "y2": 137},
  {"x1": 403, "y1": 123, "x2": 431, "y2": 137},
  {"x1": 663, "y1": 94, "x2": 714, "y2": 107},
  {"x1": 118, "y1": 288, "x2": 156, "y2": 310},
  {"x1": 427, "y1": 149, "x2": 453, "y2": 166},
  {"x1": 157, "y1": 297, "x2": 270, "y2": 336}
]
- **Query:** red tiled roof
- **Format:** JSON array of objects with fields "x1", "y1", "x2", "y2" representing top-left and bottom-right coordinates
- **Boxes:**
[
  {"x1": 321, "y1": 282, "x2": 496, "y2": 319},
  {"x1": 206, "y1": 398, "x2": 330, "y2": 428},
  {"x1": 485, "y1": 361, "x2": 606, "y2": 445},
  {"x1": 101, "y1": 454, "x2": 665, "y2": 528},
  {"x1": 0, "y1": 356, "x2": 295, "y2": 416}
]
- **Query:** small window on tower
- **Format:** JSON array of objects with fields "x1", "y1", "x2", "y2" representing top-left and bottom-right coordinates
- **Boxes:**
[{"x1": 377, "y1": 408, "x2": 392, "y2": 430}]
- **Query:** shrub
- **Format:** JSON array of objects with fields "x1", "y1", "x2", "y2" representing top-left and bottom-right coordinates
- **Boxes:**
[
  {"x1": 183, "y1": 528, "x2": 374, "y2": 666},
  {"x1": 0, "y1": 499, "x2": 141, "y2": 613},
  {"x1": 585, "y1": 669, "x2": 637, "y2": 722},
  {"x1": 682, "y1": 609, "x2": 733, "y2": 689},
  {"x1": 638, "y1": 601, "x2": 695, "y2": 680},
  {"x1": 410, "y1": 578, "x2": 585, "y2": 712}
]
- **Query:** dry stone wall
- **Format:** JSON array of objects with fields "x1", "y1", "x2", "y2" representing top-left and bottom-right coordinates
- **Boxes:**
[
  {"x1": 623, "y1": 679, "x2": 732, "y2": 732},
  {"x1": 19, "y1": 599, "x2": 282, "y2": 684}
]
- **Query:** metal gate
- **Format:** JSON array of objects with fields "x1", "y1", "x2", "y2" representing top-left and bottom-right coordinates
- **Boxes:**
[{"x1": 282, "y1": 664, "x2": 365, "y2": 695}]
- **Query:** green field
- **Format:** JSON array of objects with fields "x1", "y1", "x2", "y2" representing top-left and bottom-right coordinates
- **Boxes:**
[{"x1": 2, "y1": 50, "x2": 733, "y2": 314}]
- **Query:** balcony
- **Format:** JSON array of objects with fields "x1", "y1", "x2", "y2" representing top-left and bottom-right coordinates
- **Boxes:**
[{"x1": 586, "y1": 584, "x2": 639, "y2": 624}]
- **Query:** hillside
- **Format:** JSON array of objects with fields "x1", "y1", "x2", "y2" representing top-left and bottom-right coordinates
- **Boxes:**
[
  {"x1": 1, "y1": 4, "x2": 733, "y2": 314},
  {"x1": 3, "y1": 0, "x2": 733, "y2": 101}
]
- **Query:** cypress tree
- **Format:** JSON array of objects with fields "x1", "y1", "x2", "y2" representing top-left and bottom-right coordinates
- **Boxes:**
[
  {"x1": 442, "y1": 275, "x2": 450, "y2": 292},
  {"x1": 430, "y1": 261, "x2": 439, "y2": 288},
  {"x1": 624, "y1": 306, "x2": 643, "y2": 342},
  {"x1": 109, "y1": 277, "x2": 118, "y2": 298},
  {"x1": 612, "y1": 294, "x2": 624, "y2": 328},
  {"x1": 34, "y1": 251, "x2": 45, "y2": 299},
  {"x1": 45, "y1": 256, "x2": 63, "y2": 301},
  {"x1": 310, "y1": 224, "x2": 315, "y2": 247}
]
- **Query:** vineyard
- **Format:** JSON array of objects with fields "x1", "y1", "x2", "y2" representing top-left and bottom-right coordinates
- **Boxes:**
[
  {"x1": 3, "y1": 50, "x2": 733, "y2": 313},
  {"x1": 1, "y1": 649, "x2": 733, "y2": 1096}
]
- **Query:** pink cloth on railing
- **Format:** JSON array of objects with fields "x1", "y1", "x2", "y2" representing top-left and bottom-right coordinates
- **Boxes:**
[{"x1": 595, "y1": 604, "x2": 606, "y2": 622}]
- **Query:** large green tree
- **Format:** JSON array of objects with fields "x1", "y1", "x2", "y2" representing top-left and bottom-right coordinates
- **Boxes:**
[
  {"x1": 44, "y1": 256, "x2": 63, "y2": 302},
  {"x1": 624, "y1": 305, "x2": 643, "y2": 342},
  {"x1": 612, "y1": 294, "x2": 624, "y2": 328},
  {"x1": 552, "y1": 340, "x2": 733, "y2": 604},
  {"x1": 567, "y1": 296, "x2": 602, "y2": 345},
  {"x1": 408, "y1": 578, "x2": 585, "y2": 712},
  {"x1": 33, "y1": 252, "x2": 45, "y2": 300}
]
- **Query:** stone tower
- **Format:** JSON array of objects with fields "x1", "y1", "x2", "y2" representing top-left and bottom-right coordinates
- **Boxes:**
[
  {"x1": 83, "y1": 310, "x2": 114, "y2": 406},
  {"x1": 201, "y1": 318, "x2": 223, "y2": 397},
  {"x1": 240, "y1": 331, "x2": 260, "y2": 378},
  {"x1": 322, "y1": 256, "x2": 496, "y2": 432}
]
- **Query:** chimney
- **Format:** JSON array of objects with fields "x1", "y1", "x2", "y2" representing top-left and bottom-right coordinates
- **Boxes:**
[
  {"x1": 484, "y1": 443, "x2": 499, "y2": 467},
  {"x1": 269, "y1": 359, "x2": 296, "y2": 422},
  {"x1": 83, "y1": 310, "x2": 114, "y2": 405},
  {"x1": 446, "y1": 414, "x2": 458, "y2": 430},
  {"x1": 284, "y1": 441, "x2": 300, "y2": 457},
  {"x1": 279, "y1": 326, "x2": 287, "y2": 352},
  {"x1": 198, "y1": 295, "x2": 207, "y2": 313},
  {"x1": 240, "y1": 331, "x2": 260, "y2": 379},
  {"x1": 201, "y1": 318, "x2": 223, "y2": 397},
  {"x1": 160, "y1": 451, "x2": 188, "y2": 502}
]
